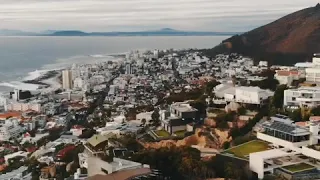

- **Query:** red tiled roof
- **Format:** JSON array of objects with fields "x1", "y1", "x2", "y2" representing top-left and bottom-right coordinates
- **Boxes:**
[
  {"x1": 295, "y1": 122, "x2": 308, "y2": 127},
  {"x1": 290, "y1": 70, "x2": 299, "y2": 75},
  {"x1": 0, "y1": 112, "x2": 22, "y2": 120},
  {"x1": 24, "y1": 132, "x2": 31, "y2": 138},
  {"x1": 277, "y1": 70, "x2": 299, "y2": 76},
  {"x1": 276, "y1": 70, "x2": 290, "y2": 76},
  {"x1": 72, "y1": 125, "x2": 84, "y2": 129},
  {"x1": 56, "y1": 145, "x2": 76, "y2": 158}
]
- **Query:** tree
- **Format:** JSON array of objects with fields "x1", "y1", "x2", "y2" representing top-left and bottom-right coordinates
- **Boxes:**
[
  {"x1": 250, "y1": 76, "x2": 279, "y2": 91},
  {"x1": 130, "y1": 146, "x2": 212, "y2": 179},
  {"x1": 272, "y1": 85, "x2": 288, "y2": 109},
  {"x1": 224, "y1": 162, "x2": 247, "y2": 180},
  {"x1": 268, "y1": 105, "x2": 278, "y2": 117},
  {"x1": 102, "y1": 147, "x2": 114, "y2": 163},
  {"x1": 79, "y1": 129, "x2": 96, "y2": 139},
  {"x1": 106, "y1": 109, "x2": 112, "y2": 118},
  {"x1": 311, "y1": 106, "x2": 320, "y2": 116},
  {"x1": 190, "y1": 100, "x2": 207, "y2": 115},
  {"x1": 222, "y1": 141, "x2": 230, "y2": 149},
  {"x1": 237, "y1": 106, "x2": 246, "y2": 115},
  {"x1": 151, "y1": 108, "x2": 161, "y2": 127},
  {"x1": 289, "y1": 108, "x2": 302, "y2": 122},
  {"x1": 205, "y1": 80, "x2": 220, "y2": 95},
  {"x1": 141, "y1": 118, "x2": 146, "y2": 126},
  {"x1": 291, "y1": 78, "x2": 306, "y2": 87}
]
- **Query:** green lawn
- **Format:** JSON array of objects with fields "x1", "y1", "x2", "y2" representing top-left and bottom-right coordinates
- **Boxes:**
[
  {"x1": 155, "y1": 130, "x2": 171, "y2": 137},
  {"x1": 174, "y1": 130, "x2": 186, "y2": 137},
  {"x1": 224, "y1": 140, "x2": 269, "y2": 159},
  {"x1": 282, "y1": 163, "x2": 315, "y2": 173}
]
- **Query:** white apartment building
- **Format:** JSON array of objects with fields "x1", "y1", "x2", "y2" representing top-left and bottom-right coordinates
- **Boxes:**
[
  {"x1": 73, "y1": 77, "x2": 84, "y2": 90},
  {"x1": 274, "y1": 70, "x2": 300, "y2": 85},
  {"x1": 23, "y1": 120, "x2": 36, "y2": 131},
  {"x1": 62, "y1": 69, "x2": 73, "y2": 90},
  {"x1": 0, "y1": 94, "x2": 7, "y2": 110},
  {"x1": 258, "y1": 61, "x2": 268, "y2": 67},
  {"x1": 284, "y1": 87, "x2": 320, "y2": 109},
  {"x1": 213, "y1": 84, "x2": 273, "y2": 105},
  {"x1": 235, "y1": 87, "x2": 273, "y2": 105},
  {"x1": 0, "y1": 119, "x2": 22, "y2": 141},
  {"x1": 248, "y1": 115, "x2": 320, "y2": 179},
  {"x1": 108, "y1": 85, "x2": 119, "y2": 96},
  {"x1": 312, "y1": 54, "x2": 320, "y2": 66},
  {"x1": 305, "y1": 68, "x2": 320, "y2": 83},
  {"x1": 6, "y1": 102, "x2": 42, "y2": 112},
  {"x1": 305, "y1": 55, "x2": 320, "y2": 83}
]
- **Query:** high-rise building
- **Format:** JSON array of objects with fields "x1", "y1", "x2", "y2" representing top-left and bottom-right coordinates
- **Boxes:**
[
  {"x1": 11, "y1": 89, "x2": 20, "y2": 101},
  {"x1": 154, "y1": 49, "x2": 159, "y2": 58},
  {"x1": 125, "y1": 63, "x2": 132, "y2": 75},
  {"x1": 62, "y1": 70, "x2": 73, "y2": 90}
]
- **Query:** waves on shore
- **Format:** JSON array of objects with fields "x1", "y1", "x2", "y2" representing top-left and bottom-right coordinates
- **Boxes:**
[
  {"x1": 0, "y1": 81, "x2": 41, "y2": 91},
  {"x1": 0, "y1": 53, "x2": 123, "y2": 92},
  {"x1": 42, "y1": 53, "x2": 124, "y2": 70},
  {"x1": 23, "y1": 70, "x2": 50, "y2": 81}
]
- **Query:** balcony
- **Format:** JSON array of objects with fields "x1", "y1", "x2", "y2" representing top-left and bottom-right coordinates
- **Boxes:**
[{"x1": 296, "y1": 97, "x2": 320, "y2": 102}]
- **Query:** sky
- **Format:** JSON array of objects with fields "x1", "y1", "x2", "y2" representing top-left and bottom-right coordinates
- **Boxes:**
[{"x1": 0, "y1": 0, "x2": 318, "y2": 32}]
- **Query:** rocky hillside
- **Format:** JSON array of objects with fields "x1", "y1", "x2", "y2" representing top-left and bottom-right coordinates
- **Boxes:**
[
  {"x1": 204, "y1": 4, "x2": 320, "y2": 65},
  {"x1": 143, "y1": 128, "x2": 230, "y2": 149}
]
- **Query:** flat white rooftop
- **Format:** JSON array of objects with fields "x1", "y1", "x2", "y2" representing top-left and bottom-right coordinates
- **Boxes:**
[
  {"x1": 250, "y1": 149, "x2": 291, "y2": 160},
  {"x1": 288, "y1": 86, "x2": 320, "y2": 92}
]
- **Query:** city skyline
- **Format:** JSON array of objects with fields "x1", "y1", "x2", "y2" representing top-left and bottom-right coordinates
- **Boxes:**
[{"x1": 0, "y1": 0, "x2": 318, "y2": 32}]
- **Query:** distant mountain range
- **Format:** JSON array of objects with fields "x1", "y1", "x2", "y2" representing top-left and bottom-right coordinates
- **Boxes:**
[
  {"x1": 202, "y1": 3, "x2": 320, "y2": 65},
  {"x1": 0, "y1": 28, "x2": 240, "y2": 36}
]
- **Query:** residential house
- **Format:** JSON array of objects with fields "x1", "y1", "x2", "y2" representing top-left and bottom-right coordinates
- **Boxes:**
[
  {"x1": 284, "y1": 87, "x2": 320, "y2": 109},
  {"x1": 161, "y1": 102, "x2": 197, "y2": 134}
]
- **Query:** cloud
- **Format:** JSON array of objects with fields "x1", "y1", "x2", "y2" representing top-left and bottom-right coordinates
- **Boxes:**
[{"x1": 0, "y1": 0, "x2": 318, "y2": 31}]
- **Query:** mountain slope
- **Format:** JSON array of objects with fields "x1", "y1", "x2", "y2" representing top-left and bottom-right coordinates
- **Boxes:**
[{"x1": 204, "y1": 4, "x2": 320, "y2": 65}]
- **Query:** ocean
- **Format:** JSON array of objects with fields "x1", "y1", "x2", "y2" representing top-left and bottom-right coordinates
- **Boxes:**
[{"x1": 0, "y1": 36, "x2": 228, "y2": 92}]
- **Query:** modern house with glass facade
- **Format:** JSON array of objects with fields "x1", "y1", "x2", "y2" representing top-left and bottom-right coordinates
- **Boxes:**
[{"x1": 249, "y1": 115, "x2": 320, "y2": 179}]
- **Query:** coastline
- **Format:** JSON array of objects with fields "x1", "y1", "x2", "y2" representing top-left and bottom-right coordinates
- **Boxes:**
[
  {"x1": 0, "y1": 52, "x2": 127, "y2": 94},
  {"x1": 22, "y1": 70, "x2": 59, "y2": 86},
  {"x1": 23, "y1": 70, "x2": 62, "y2": 93},
  {"x1": 5, "y1": 53, "x2": 125, "y2": 93}
]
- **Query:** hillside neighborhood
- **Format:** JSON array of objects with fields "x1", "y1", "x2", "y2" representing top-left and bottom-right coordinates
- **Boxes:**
[{"x1": 1, "y1": 45, "x2": 320, "y2": 180}]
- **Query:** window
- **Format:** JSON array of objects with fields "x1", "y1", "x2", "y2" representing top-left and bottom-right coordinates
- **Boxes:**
[{"x1": 292, "y1": 97, "x2": 296, "y2": 101}]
